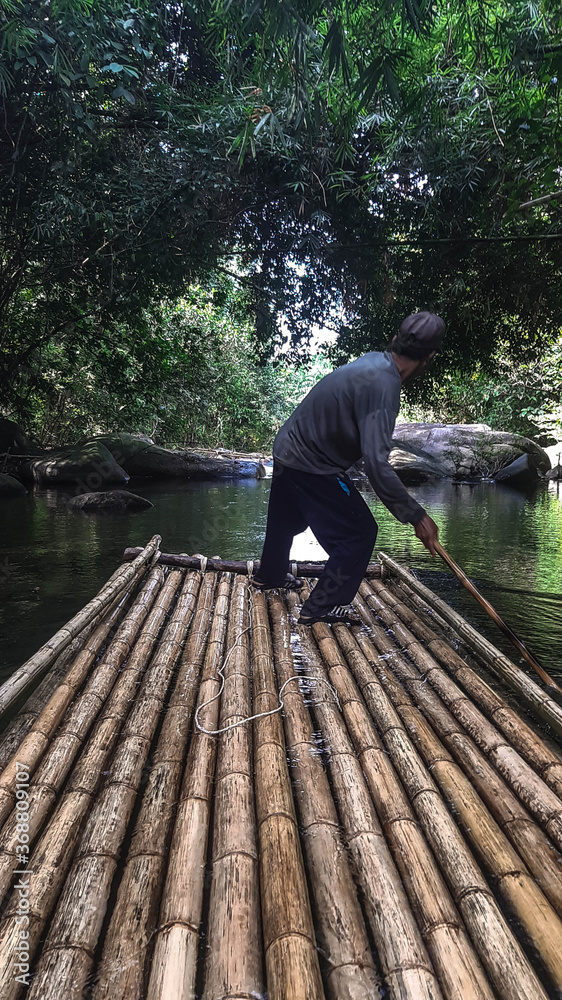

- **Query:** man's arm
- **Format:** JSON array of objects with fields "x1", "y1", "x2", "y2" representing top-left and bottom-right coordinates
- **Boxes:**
[
  {"x1": 359, "y1": 408, "x2": 439, "y2": 554},
  {"x1": 359, "y1": 408, "x2": 425, "y2": 523}
]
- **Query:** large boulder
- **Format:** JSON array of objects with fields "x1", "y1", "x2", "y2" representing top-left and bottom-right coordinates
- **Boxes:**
[
  {"x1": 390, "y1": 423, "x2": 550, "y2": 480},
  {"x1": 26, "y1": 441, "x2": 129, "y2": 488},
  {"x1": 87, "y1": 433, "x2": 263, "y2": 479},
  {"x1": 0, "y1": 418, "x2": 42, "y2": 456},
  {"x1": 387, "y1": 446, "x2": 447, "y2": 484},
  {"x1": 0, "y1": 473, "x2": 27, "y2": 497},
  {"x1": 494, "y1": 453, "x2": 545, "y2": 486},
  {"x1": 67, "y1": 490, "x2": 153, "y2": 512}
]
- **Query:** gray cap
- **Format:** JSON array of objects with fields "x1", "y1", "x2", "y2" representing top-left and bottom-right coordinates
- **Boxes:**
[{"x1": 396, "y1": 312, "x2": 446, "y2": 358}]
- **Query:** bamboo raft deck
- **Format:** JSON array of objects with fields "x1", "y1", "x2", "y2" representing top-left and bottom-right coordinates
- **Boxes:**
[{"x1": 1, "y1": 536, "x2": 562, "y2": 1000}]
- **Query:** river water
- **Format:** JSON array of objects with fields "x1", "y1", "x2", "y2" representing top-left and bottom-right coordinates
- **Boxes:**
[{"x1": 1, "y1": 476, "x2": 562, "y2": 685}]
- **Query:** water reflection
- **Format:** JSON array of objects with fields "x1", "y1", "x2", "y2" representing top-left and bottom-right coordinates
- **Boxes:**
[{"x1": 0, "y1": 477, "x2": 561, "y2": 681}]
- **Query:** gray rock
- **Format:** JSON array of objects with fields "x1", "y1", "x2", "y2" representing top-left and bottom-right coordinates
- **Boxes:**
[
  {"x1": 388, "y1": 445, "x2": 447, "y2": 484},
  {"x1": 391, "y1": 423, "x2": 550, "y2": 480},
  {"x1": 493, "y1": 453, "x2": 543, "y2": 485},
  {"x1": 27, "y1": 441, "x2": 129, "y2": 488},
  {"x1": 67, "y1": 490, "x2": 153, "y2": 512},
  {"x1": 88, "y1": 433, "x2": 262, "y2": 479},
  {"x1": 0, "y1": 473, "x2": 27, "y2": 497},
  {"x1": 0, "y1": 418, "x2": 42, "y2": 456}
]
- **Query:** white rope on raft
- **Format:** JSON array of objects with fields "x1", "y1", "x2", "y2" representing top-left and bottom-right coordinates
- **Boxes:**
[{"x1": 194, "y1": 617, "x2": 340, "y2": 736}]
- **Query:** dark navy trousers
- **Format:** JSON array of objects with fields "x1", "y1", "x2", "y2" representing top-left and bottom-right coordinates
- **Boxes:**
[{"x1": 258, "y1": 462, "x2": 378, "y2": 615}]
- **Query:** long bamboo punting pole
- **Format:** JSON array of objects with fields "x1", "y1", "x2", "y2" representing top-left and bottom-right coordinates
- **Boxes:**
[
  {"x1": 285, "y1": 591, "x2": 444, "y2": 1000},
  {"x1": 378, "y1": 552, "x2": 562, "y2": 738},
  {"x1": 372, "y1": 576, "x2": 562, "y2": 800},
  {"x1": 26, "y1": 571, "x2": 202, "y2": 1000},
  {"x1": 309, "y1": 622, "x2": 496, "y2": 1000},
  {"x1": 311, "y1": 620, "x2": 551, "y2": 1000},
  {"x1": 351, "y1": 596, "x2": 562, "y2": 920},
  {"x1": 268, "y1": 591, "x2": 381, "y2": 1000},
  {"x1": 146, "y1": 574, "x2": 232, "y2": 1000},
  {"x1": 0, "y1": 534, "x2": 161, "y2": 720},
  {"x1": 434, "y1": 541, "x2": 562, "y2": 695},
  {"x1": 123, "y1": 546, "x2": 381, "y2": 577},
  {"x1": 341, "y1": 610, "x2": 562, "y2": 994},
  {"x1": 251, "y1": 589, "x2": 325, "y2": 1000},
  {"x1": 94, "y1": 572, "x2": 219, "y2": 1000},
  {"x1": 0, "y1": 568, "x2": 183, "y2": 1000},
  {"x1": 0, "y1": 568, "x2": 162, "y2": 832},
  {"x1": 360, "y1": 580, "x2": 562, "y2": 853},
  {"x1": 202, "y1": 576, "x2": 264, "y2": 1000},
  {"x1": 0, "y1": 565, "x2": 166, "y2": 906}
]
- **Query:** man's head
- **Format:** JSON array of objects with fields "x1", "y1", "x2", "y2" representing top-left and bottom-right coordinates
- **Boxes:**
[
  {"x1": 390, "y1": 311, "x2": 445, "y2": 384},
  {"x1": 392, "y1": 311, "x2": 446, "y2": 360}
]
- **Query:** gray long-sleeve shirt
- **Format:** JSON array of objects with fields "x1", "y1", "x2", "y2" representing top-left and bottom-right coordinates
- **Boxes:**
[{"x1": 273, "y1": 351, "x2": 425, "y2": 525}]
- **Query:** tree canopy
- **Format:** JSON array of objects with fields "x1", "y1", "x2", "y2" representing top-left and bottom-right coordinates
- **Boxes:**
[{"x1": 1, "y1": 0, "x2": 561, "y2": 433}]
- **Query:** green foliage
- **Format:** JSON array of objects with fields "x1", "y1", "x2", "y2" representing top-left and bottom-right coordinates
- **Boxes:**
[
  {"x1": 400, "y1": 339, "x2": 562, "y2": 443},
  {"x1": 9, "y1": 278, "x2": 330, "y2": 450},
  {"x1": 1, "y1": 0, "x2": 562, "y2": 443}
]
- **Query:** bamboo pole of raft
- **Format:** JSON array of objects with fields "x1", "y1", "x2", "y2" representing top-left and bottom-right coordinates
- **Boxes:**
[
  {"x1": 0, "y1": 565, "x2": 165, "y2": 905},
  {"x1": 123, "y1": 545, "x2": 382, "y2": 577},
  {"x1": 285, "y1": 594, "x2": 445, "y2": 1000},
  {"x1": 378, "y1": 551, "x2": 562, "y2": 738},
  {"x1": 0, "y1": 597, "x2": 116, "y2": 769},
  {"x1": 304, "y1": 616, "x2": 551, "y2": 1000},
  {"x1": 292, "y1": 616, "x2": 495, "y2": 1000},
  {"x1": 0, "y1": 534, "x2": 161, "y2": 720},
  {"x1": 202, "y1": 576, "x2": 264, "y2": 1000},
  {"x1": 351, "y1": 596, "x2": 562, "y2": 920},
  {"x1": 267, "y1": 591, "x2": 381, "y2": 1000},
  {"x1": 0, "y1": 570, "x2": 159, "y2": 832},
  {"x1": 24, "y1": 570, "x2": 202, "y2": 1000},
  {"x1": 435, "y1": 540, "x2": 562, "y2": 694},
  {"x1": 297, "y1": 591, "x2": 525, "y2": 1000},
  {"x1": 146, "y1": 574, "x2": 231, "y2": 1000},
  {"x1": 250, "y1": 589, "x2": 325, "y2": 1000},
  {"x1": 335, "y1": 612, "x2": 562, "y2": 995},
  {"x1": 93, "y1": 571, "x2": 219, "y2": 1000},
  {"x1": 370, "y1": 576, "x2": 562, "y2": 801},
  {"x1": 0, "y1": 567, "x2": 184, "y2": 1000},
  {"x1": 359, "y1": 580, "x2": 562, "y2": 852}
]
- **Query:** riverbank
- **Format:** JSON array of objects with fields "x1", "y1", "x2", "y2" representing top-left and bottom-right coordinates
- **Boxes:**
[{"x1": 1, "y1": 420, "x2": 557, "y2": 497}]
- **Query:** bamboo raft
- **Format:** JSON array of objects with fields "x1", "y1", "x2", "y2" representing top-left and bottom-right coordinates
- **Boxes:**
[{"x1": 1, "y1": 535, "x2": 562, "y2": 1000}]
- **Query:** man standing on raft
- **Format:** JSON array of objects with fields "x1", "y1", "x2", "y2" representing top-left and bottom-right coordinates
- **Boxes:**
[{"x1": 252, "y1": 311, "x2": 445, "y2": 625}]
